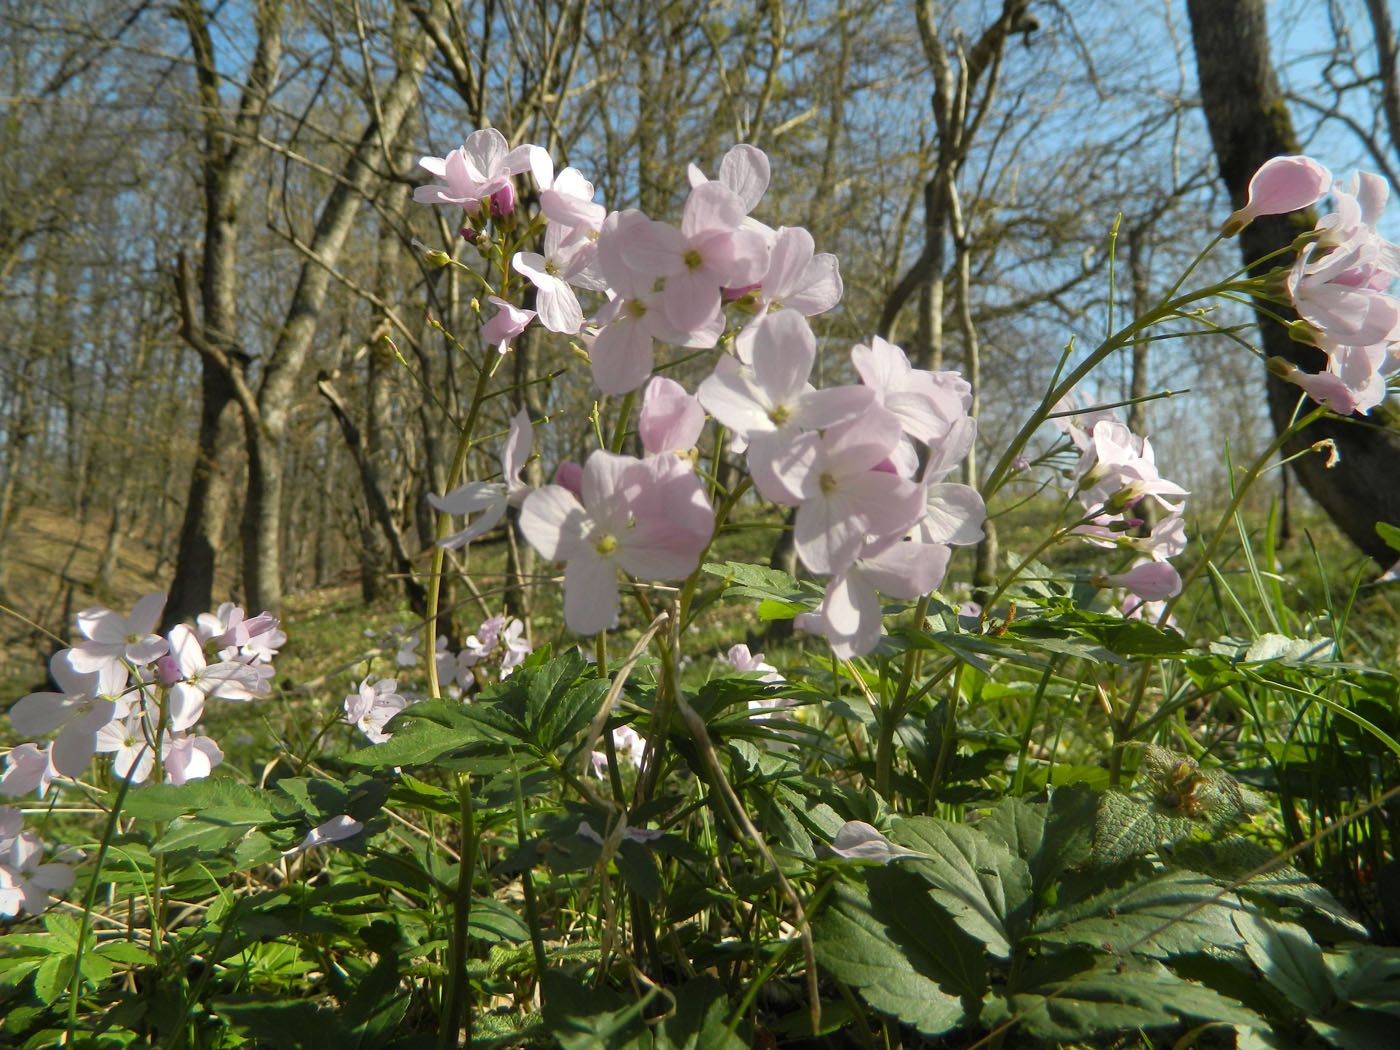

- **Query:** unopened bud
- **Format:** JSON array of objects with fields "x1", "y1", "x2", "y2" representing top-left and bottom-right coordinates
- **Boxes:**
[
  {"x1": 459, "y1": 227, "x2": 477, "y2": 243},
  {"x1": 489, "y1": 182, "x2": 516, "y2": 218},
  {"x1": 1265, "y1": 356, "x2": 1298, "y2": 381},
  {"x1": 425, "y1": 249, "x2": 451, "y2": 267},
  {"x1": 1285, "y1": 320, "x2": 1321, "y2": 347}
]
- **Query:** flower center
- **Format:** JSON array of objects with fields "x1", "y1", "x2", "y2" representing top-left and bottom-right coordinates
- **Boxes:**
[
  {"x1": 683, "y1": 248, "x2": 704, "y2": 271},
  {"x1": 819, "y1": 472, "x2": 837, "y2": 495},
  {"x1": 594, "y1": 534, "x2": 619, "y2": 557}
]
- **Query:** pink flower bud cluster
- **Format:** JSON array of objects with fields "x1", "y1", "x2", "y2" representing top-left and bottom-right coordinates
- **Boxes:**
[
  {"x1": 416, "y1": 137, "x2": 988, "y2": 658},
  {"x1": 1055, "y1": 397, "x2": 1189, "y2": 605},
  {"x1": 1227, "y1": 156, "x2": 1400, "y2": 415},
  {"x1": 3, "y1": 593, "x2": 277, "y2": 796}
]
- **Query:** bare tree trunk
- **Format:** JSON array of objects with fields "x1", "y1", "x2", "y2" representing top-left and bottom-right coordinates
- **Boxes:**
[
  {"x1": 240, "y1": 19, "x2": 433, "y2": 613},
  {"x1": 1189, "y1": 0, "x2": 1400, "y2": 566},
  {"x1": 166, "y1": 0, "x2": 283, "y2": 628}
]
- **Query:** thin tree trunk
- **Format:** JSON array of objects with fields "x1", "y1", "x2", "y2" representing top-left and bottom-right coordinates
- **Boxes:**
[
  {"x1": 165, "y1": 0, "x2": 283, "y2": 628},
  {"x1": 1188, "y1": 0, "x2": 1400, "y2": 566},
  {"x1": 241, "y1": 17, "x2": 433, "y2": 613}
]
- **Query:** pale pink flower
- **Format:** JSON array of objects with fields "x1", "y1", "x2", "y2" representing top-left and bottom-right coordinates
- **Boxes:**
[
  {"x1": 733, "y1": 226, "x2": 842, "y2": 359},
  {"x1": 519, "y1": 451, "x2": 714, "y2": 635},
  {"x1": 10, "y1": 650, "x2": 124, "y2": 778},
  {"x1": 639, "y1": 376, "x2": 705, "y2": 457},
  {"x1": 481, "y1": 296, "x2": 535, "y2": 353},
  {"x1": 1099, "y1": 560, "x2": 1183, "y2": 601},
  {"x1": 755, "y1": 411, "x2": 926, "y2": 575},
  {"x1": 697, "y1": 311, "x2": 873, "y2": 459},
  {"x1": 687, "y1": 144, "x2": 771, "y2": 216},
  {"x1": 429, "y1": 409, "x2": 533, "y2": 549},
  {"x1": 95, "y1": 713, "x2": 156, "y2": 784},
  {"x1": 918, "y1": 484, "x2": 987, "y2": 547},
  {"x1": 415, "y1": 129, "x2": 535, "y2": 210},
  {"x1": 68, "y1": 592, "x2": 168, "y2": 676},
  {"x1": 614, "y1": 181, "x2": 771, "y2": 333},
  {"x1": 164, "y1": 734, "x2": 223, "y2": 785},
  {"x1": 814, "y1": 534, "x2": 953, "y2": 659},
  {"x1": 283, "y1": 815, "x2": 363, "y2": 856},
  {"x1": 0, "y1": 807, "x2": 75, "y2": 917},
  {"x1": 165, "y1": 624, "x2": 267, "y2": 733},
  {"x1": 527, "y1": 148, "x2": 608, "y2": 231},
  {"x1": 0, "y1": 744, "x2": 57, "y2": 798},
  {"x1": 513, "y1": 223, "x2": 606, "y2": 334},
  {"x1": 1223, "y1": 155, "x2": 1331, "y2": 235},
  {"x1": 344, "y1": 678, "x2": 408, "y2": 745}
]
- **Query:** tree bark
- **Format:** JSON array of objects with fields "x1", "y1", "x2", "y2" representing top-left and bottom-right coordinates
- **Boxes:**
[
  {"x1": 1188, "y1": 0, "x2": 1400, "y2": 566},
  {"x1": 166, "y1": 0, "x2": 283, "y2": 627},
  {"x1": 239, "y1": 17, "x2": 433, "y2": 613}
]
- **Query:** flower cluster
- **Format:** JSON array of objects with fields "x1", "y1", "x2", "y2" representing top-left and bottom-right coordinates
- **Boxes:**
[
  {"x1": 418, "y1": 133, "x2": 988, "y2": 657},
  {"x1": 1055, "y1": 399, "x2": 1189, "y2": 603},
  {"x1": 1228, "y1": 155, "x2": 1400, "y2": 414},
  {"x1": 3, "y1": 593, "x2": 276, "y2": 794}
]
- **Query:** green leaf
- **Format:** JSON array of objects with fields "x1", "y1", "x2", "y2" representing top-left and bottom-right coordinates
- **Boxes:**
[
  {"x1": 657, "y1": 976, "x2": 747, "y2": 1050},
  {"x1": 891, "y1": 815, "x2": 1033, "y2": 956},
  {"x1": 525, "y1": 650, "x2": 590, "y2": 729},
  {"x1": 468, "y1": 896, "x2": 530, "y2": 944},
  {"x1": 210, "y1": 996, "x2": 351, "y2": 1050},
  {"x1": 122, "y1": 779, "x2": 289, "y2": 824},
  {"x1": 340, "y1": 719, "x2": 486, "y2": 769},
  {"x1": 1174, "y1": 837, "x2": 1368, "y2": 938},
  {"x1": 813, "y1": 878, "x2": 976, "y2": 1035},
  {"x1": 1233, "y1": 912, "x2": 1336, "y2": 1017},
  {"x1": 540, "y1": 678, "x2": 610, "y2": 752},
  {"x1": 993, "y1": 953, "x2": 1260, "y2": 1040},
  {"x1": 1376, "y1": 521, "x2": 1400, "y2": 553},
  {"x1": 150, "y1": 817, "x2": 249, "y2": 857},
  {"x1": 31, "y1": 953, "x2": 75, "y2": 1006},
  {"x1": 540, "y1": 971, "x2": 652, "y2": 1050},
  {"x1": 1035, "y1": 865, "x2": 1245, "y2": 958},
  {"x1": 976, "y1": 785, "x2": 1096, "y2": 901},
  {"x1": 1092, "y1": 789, "x2": 1199, "y2": 866},
  {"x1": 42, "y1": 913, "x2": 84, "y2": 954}
]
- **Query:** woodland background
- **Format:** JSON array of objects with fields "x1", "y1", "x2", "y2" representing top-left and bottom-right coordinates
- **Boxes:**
[{"x1": 3, "y1": 0, "x2": 1399, "y2": 681}]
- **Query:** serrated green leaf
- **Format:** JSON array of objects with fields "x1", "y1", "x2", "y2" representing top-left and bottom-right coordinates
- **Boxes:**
[
  {"x1": 42, "y1": 913, "x2": 83, "y2": 953},
  {"x1": 122, "y1": 779, "x2": 289, "y2": 824},
  {"x1": 813, "y1": 879, "x2": 973, "y2": 1035},
  {"x1": 1093, "y1": 789, "x2": 1198, "y2": 866},
  {"x1": 31, "y1": 953, "x2": 74, "y2": 1006},
  {"x1": 151, "y1": 817, "x2": 248, "y2": 857},
  {"x1": 891, "y1": 815, "x2": 1032, "y2": 956},
  {"x1": 994, "y1": 953, "x2": 1260, "y2": 1039},
  {"x1": 1174, "y1": 837, "x2": 1368, "y2": 938},
  {"x1": 1036, "y1": 865, "x2": 1245, "y2": 958},
  {"x1": 525, "y1": 650, "x2": 589, "y2": 729},
  {"x1": 541, "y1": 678, "x2": 610, "y2": 752},
  {"x1": 1234, "y1": 912, "x2": 1336, "y2": 1016},
  {"x1": 341, "y1": 720, "x2": 484, "y2": 769},
  {"x1": 976, "y1": 785, "x2": 1096, "y2": 900}
]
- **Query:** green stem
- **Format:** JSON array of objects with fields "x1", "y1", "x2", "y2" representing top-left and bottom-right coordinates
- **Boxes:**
[
  {"x1": 439, "y1": 772, "x2": 478, "y2": 1050},
  {"x1": 1107, "y1": 401, "x2": 1328, "y2": 784},
  {"x1": 426, "y1": 350, "x2": 503, "y2": 699},
  {"x1": 65, "y1": 770, "x2": 137, "y2": 1044},
  {"x1": 981, "y1": 277, "x2": 1248, "y2": 502}
]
